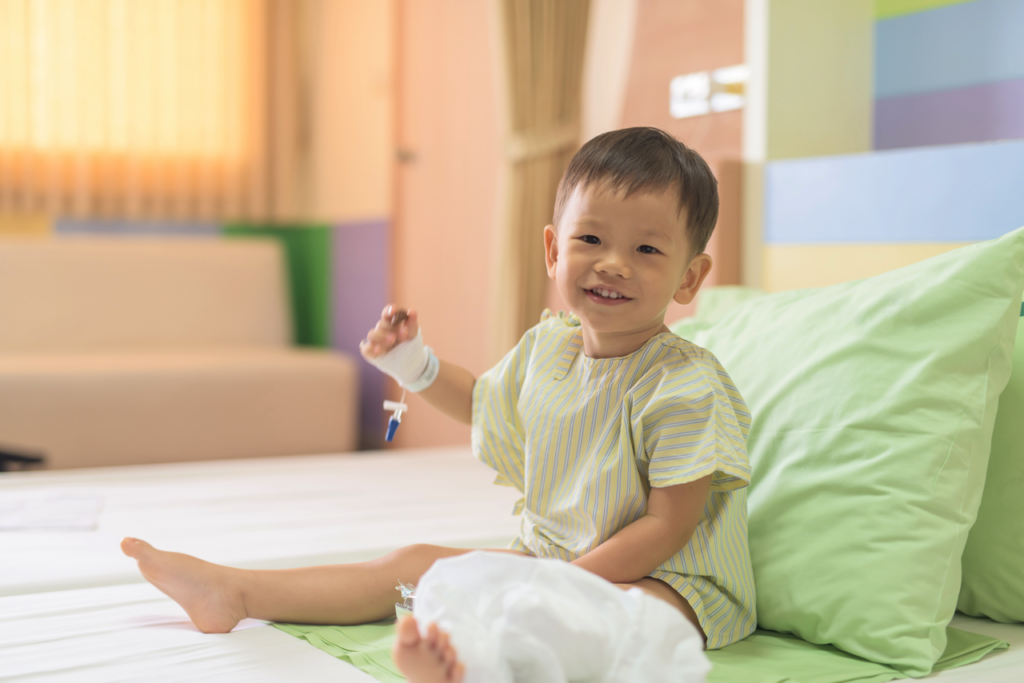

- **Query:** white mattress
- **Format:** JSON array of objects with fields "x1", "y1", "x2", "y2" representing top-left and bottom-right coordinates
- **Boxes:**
[
  {"x1": 1, "y1": 448, "x2": 1020, "y2": 682},
  {"x1": 0, "y1": 447, "x2": 521, "y2": 596},
  {"x1": 1, "y1": 584, "x2": 1020, "y2": 683},
  {"x1": 0, "y1": 582, "x2": 373, "y2": 682}
]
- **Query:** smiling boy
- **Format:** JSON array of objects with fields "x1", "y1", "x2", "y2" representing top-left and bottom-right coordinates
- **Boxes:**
[
  {"x1": 122, "y1": 127, "x2": 755, "y2": 683},
  {"x1": 466, "y1": 127, "x2": 756, "y2": 649}
]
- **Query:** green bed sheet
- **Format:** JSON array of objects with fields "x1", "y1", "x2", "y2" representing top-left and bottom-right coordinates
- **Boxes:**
[{"x1": 274, "y1": 619, "x2": 1007, "y2": 683}]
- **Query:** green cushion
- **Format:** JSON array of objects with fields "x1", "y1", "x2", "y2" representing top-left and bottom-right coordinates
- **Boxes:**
[
  {"x1": 958, "y1": 313, "x2": 1024, "y2": 622},
  {"x1": 275, "y1": 620, "x2": 1008, "y2": 683},
  {"x1": 670, "y1": 228, "x2": 1024, "y2": 676},
  {"x1": 275, "y1": 620, "x2": 403, "y2": 683}
]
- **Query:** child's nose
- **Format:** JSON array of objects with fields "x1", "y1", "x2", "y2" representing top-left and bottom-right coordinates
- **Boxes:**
[{"x1": 596, "y1": 253, "x2": 632, "y2": 278}]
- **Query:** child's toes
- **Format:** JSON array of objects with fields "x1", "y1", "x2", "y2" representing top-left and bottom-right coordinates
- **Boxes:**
[
  {"x1": 435, "y1": 628, "x2": 450, "y2": 654},
  {"x1": 425, "y1": 622, "x2": 440, "y2": 649},
  {"x1": 442, "y1": 642, "x2": 457, "y2": 670},
  {"x1": 396, "y1": 616, "x2": 421, "y2": 647}
]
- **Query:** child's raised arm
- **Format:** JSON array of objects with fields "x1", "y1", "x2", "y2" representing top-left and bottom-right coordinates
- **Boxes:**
[{"x1": 360, "y1": 305, "x2": 476, "y2": 425}]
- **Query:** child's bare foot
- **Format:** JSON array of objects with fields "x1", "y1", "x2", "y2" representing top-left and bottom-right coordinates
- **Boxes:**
[
  {"x1": 393, "y1": 615, "x2": 464, "y2": 683},
  {"x1": 120, "y1": 537, "x2": 247, "y2": 634}
]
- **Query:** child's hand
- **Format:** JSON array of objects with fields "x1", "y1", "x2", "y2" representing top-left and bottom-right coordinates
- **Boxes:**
[{"x1": 360, "y1": 305, "x2": 420, "y2": 360}]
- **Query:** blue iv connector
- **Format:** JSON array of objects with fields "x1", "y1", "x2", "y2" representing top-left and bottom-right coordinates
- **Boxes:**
[
  {"x1": 385, "y1": 415, "x2": 401, "y2": 442},
  {"x1": 383, "y1": 399, "x2": 407, "y2": 443}
]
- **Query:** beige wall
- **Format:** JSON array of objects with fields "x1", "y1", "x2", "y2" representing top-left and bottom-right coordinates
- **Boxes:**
[
  {"x1": 310, "y1": 0, "x2": 395, "y2": 222},
  {"x1": 581, "y1": 0, "x2": 638, "y2": 143},
  {"x1": 266, "y1": 0, "x2": 394, "y2": 223},
  {"x1": 390, "y1": 0, "x2": 502, "y2": 448},
  {"x1": 619, "y1": 0, "x2": 746, "y2": 324}
]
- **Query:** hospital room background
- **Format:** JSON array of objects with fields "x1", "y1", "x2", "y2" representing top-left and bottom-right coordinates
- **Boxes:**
[
  {"x1": 3, "y1": 1, "x2": 1024, "y2": 681},
  {"x1": 4, "y1": 0, "x2": 1020, "y2": 464}
]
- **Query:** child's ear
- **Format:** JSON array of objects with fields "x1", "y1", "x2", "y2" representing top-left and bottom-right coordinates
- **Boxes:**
[
  {"x1": 673, "y1": 252, "x2": 713, "y2": 305},
  {"x1": 544, "y1": 225, "x2": 558, "y2": 279}
]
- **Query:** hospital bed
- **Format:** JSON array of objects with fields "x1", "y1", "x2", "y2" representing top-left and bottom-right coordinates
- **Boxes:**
[
  {"x1": 0, "y1": 449, "x2": 518, "y2": 682},
  {"x1": 1, "y1": 448, "x2": 1020, "y2": 682},
  {"x1": 0, "y1": 449, "x2": 520, "y2": 597}
]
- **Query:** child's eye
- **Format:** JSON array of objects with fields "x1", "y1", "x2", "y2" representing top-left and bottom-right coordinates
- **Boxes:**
[
  {"x1": 579, "y1": 235, "x2": 600, "y2": 245},
  {"x1": 637, "y1": 245, "x2": 660, "y2": 254}
]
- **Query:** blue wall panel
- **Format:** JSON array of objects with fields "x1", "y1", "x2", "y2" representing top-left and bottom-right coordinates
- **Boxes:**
[
  {"x1": 55, "y1": 219, "x2": 220, "y2": 237},
  {"x1": 765, "y1": 139, "x2": 1024, "y2": 244},
  {"x1": 875, "y1": 0, "x2": 1024, "y2": 98}
]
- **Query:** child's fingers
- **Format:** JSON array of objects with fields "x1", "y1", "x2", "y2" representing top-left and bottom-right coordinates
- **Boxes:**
[
  {"x1": 370, "y1": 321, "x2": 388, "y2": 338},
  {"x1": 360, "y1": 326, "x2": 399, "y2": 359},
  {"x1": 358, "y1": 339, "x2": 377, "y2": 359},
  {"x1": 364, "y1": 304, "x2": 418, "y2": 353},
  {"x1": 376, "y1": 305, "x2": 411, "y2": 334},
  {"x1": 366, "y1": 329, "x2": 396, "y2": 351},
  {"x1": 383, "y1": 304, "x2": 411, "y2": 327},
  {"x1": 359, "y1": 338, "x2": 389, "y2": 359},
  {"x1": 402, "y1": 309, "x2": 420, "y2": 341}
]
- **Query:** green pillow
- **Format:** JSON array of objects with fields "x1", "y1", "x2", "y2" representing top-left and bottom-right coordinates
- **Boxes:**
[
  {"x1": 670, "y1": 228, "x2": 1024, "y2": 676},
  {"x1": 681, "y1": 286, "x2": 767, "y2": 326},
  {"x1": 958, "y1": 312, "x2": 1024, "y2": 622}
]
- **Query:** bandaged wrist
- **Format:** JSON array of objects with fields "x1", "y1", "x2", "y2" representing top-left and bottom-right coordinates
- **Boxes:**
[{"x1": 366, "y1": 329, "x2": 440, "y2": 392}]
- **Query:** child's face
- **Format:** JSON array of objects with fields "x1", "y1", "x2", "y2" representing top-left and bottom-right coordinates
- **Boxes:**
[{"x1": 544, "y1": 183, "x2": 712, "y2": 357}]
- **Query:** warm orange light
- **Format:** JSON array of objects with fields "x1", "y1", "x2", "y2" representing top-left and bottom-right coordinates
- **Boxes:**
[
  {"x1": 0, "y1": 0, "x2": 257, "y2": 161},
  {"x1": 0, "y1": 0, "x2": 266, "y2": 218}
]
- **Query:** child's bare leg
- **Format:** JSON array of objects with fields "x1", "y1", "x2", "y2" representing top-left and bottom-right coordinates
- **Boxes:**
[
  {"x1": 392, "y1": 615, "x2": 464, "y2": 683},
  {"x1": 616, "y1": 578, "x2": 706, "y2": 647},
  {"x1": 121, "y1": 537, "x2": 516, "y2": 633}
]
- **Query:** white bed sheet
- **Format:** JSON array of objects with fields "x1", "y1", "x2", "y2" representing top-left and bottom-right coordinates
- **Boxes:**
[
  {"x1": 3, "y1": 448, "x2": 1021, "y2": 682},
  {"x1": 0, "y1": 582, "x2": 374, "y2": 682},
  {"x1": 0, "y1": 447, "x2": 521, "y2": 596},
  {"x1": 2, "y1": 584, "x2": 1020, "y2": 683}
]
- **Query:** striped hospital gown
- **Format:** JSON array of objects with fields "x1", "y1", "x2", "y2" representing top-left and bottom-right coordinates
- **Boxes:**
[{"x1": 471, "y1": 310, "x2": 757, "y2": 649}]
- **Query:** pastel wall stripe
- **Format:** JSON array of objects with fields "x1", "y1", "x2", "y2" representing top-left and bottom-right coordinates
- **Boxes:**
[
  {"x1": 875, "y1": 78, "x2": 1024, "y2": 149},
  {"x1": 875, "y1": 0, "x2": 980, "y2": 20},
  {"x1": 875, "y1": 0, "x2": 1024, "y2": 98},
  {"x1": 763, "y1": 1, "x2": 874, "y2": 160},
  {"x1": 56, "y1": 219, "x2": 219, "y2": 237},
  {"x1": 765, "y1": 139, "x2": 1024, "y2": 244},
  {"x1": 332, "y1": 219, "x2": 390, "y2": 450},
  {"x1": 763, "y1": 243, "x2": 969, "y2": 291}
]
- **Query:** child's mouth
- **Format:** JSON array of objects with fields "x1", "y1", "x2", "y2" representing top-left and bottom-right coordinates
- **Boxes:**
[{"x1": 586, "y1": 288, "x2": 632, "y2": 304}]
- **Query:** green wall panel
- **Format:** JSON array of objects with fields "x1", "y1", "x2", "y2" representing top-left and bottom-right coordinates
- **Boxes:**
[{"x1": 224, "y1": 225, "x2": 332, "y2": 348}]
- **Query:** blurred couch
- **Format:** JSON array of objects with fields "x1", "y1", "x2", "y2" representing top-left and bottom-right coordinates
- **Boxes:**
[{"x1": 0, "y1": 238, "x2": 358, "y2": 469}]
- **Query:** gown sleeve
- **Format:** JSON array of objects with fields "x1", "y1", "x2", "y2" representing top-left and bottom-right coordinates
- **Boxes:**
[
  {"x1": 635, "y1": 347, "x2": 752, "y2": 492},
  {"x1": 471, "y1": 329, "x2": 534, "y2": 493}
]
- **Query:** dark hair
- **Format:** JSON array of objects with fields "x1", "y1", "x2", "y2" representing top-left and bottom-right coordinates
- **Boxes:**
[{"x1": 552, "y1": 127, "x2": 719, "y2": 254}]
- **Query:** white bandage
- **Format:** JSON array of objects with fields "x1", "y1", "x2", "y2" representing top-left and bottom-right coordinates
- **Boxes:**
[
  {"x1": 415, "y1": 552, "x2": 710, "y2": 683},
  {"x1": 366, "y1": 329, "x2": 440, "y2": 393}
]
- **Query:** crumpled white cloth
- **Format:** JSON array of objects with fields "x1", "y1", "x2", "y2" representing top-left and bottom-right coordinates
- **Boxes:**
[{"x1": 413, "y1": 551, "x2": 711, "y2": 683}]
